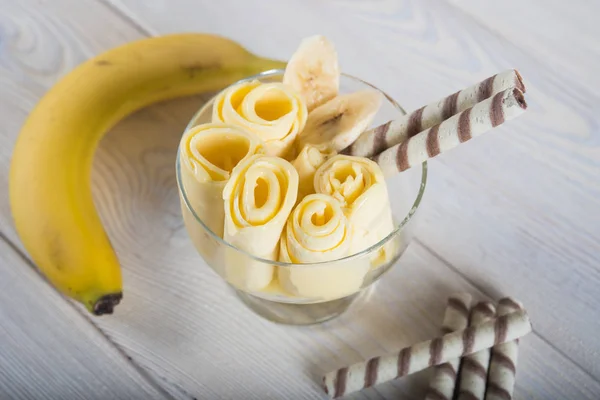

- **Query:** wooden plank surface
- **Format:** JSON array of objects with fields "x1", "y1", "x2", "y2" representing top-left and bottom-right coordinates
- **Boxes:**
[
  {"x1": 444, "y1": 0, "x2": 600, "y2": 84},
  {"x1": 0, "y1": 238, "x2": 169, "y2": 400},
  {"x1": 0, "y1": 0, "x2": 599, "y2": 398}
]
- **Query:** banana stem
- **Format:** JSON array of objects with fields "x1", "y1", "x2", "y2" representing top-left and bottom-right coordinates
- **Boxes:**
[{"x1": 92, "y1": 293, "x2": 123, "y2": 315}]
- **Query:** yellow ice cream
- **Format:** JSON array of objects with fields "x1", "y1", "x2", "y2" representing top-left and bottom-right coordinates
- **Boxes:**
[
  {"x1": 179, "y1": 123, "x2": 263, "y2": 262},
  {"x1": 212, "y1": 80, "x2": 307, "y2": 158},
  {"x1": 222, "y1": 154, "x2": 299, "y2": 291},
  {"x1": 278, "y1": 194, "x2": 369, "y2": 299},
  {"x1": 314, "y1": 155, "x2": 395, "y2": 262},
  {"x1": 291, "y1": 143, "x2": 336, "y2": 201}
]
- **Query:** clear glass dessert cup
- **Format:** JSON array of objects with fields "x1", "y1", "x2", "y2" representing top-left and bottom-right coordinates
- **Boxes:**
[{"x1": 176, "y1": 69, "x2": 427, "y2": 325}]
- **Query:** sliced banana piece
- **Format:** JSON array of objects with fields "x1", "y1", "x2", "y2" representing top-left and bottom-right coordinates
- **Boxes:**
[
  {"x1": 296, "y1": 90, "x2": 383, "y2": 152},
  {"x1": 283, "y1": 35, "x2": 340, "y2": 112}
]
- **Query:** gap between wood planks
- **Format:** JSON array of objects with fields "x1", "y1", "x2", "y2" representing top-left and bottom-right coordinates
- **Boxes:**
[
  {"x1": 436, "y1": 0, "x2": 517, "y2": 50},
  {"x1": 99, "y1": 0, "x2": 159, "y2": 36}
]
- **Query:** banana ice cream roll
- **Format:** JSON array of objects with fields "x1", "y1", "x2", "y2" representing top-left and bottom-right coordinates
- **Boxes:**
[
  {"x1": 314, "y1": 155, "x2": 395, "y2": 262},
  {"x1": 212, "y1": 80, "x2": 307, "y2": 158},
  {"x1": 222, "y1": 154, "x2": 299, "y2": 291},
  {"x1": 179, "y1": 123, "x2": 263, "y2": 241},
  {"x1": 278, "y1": 194, "x2": 370, "y2": 300},
  {"x1": 291, "y1": 143, "x2": 336, "y2": 201}
]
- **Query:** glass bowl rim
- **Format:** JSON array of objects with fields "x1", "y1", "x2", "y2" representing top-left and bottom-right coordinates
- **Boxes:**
[{"x1": 176, "y1": 68, "x2": 428, "y2": 268}]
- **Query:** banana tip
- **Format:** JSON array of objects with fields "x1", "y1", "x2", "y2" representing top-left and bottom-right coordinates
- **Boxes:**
[{"x1": 93, "y1": 293, "x2": 123, "y2": 315}]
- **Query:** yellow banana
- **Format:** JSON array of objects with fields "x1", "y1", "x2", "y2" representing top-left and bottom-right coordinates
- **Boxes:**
[{"x1": 9, "y1": 33, "x2": 285, "y2": 315}]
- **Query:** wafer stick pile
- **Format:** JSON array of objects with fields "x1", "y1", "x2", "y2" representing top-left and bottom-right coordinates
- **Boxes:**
[
  {"x1": 339, "y1": 69, "x2": 528, "y2": 176},
  {"x1": 424, "y1": 295, "x2": 526, "y2": 400},
  {"x1": 322, "y1": 295, "x2": 531, "y2": 399}
]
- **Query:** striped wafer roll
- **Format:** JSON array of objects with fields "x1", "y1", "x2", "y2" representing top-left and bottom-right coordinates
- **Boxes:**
[
  {"x1": 424, "y1": 293, "x2": 472, "y2": 400},
  {"x1": 456, "y1": 301, "x2": 497, "y2": 400},
  {"x1": 371, "y1": 87, "x2": 527, "y2": 177},
  {"x1": 340, "y1": 69, "x2": 525, "y2": 158},
  {"x1": 485, "y1": 298, "x2": 524, "y2": 400},
  {"x1": 322, "y1": 310, "x2": 531, "y2": 398}
]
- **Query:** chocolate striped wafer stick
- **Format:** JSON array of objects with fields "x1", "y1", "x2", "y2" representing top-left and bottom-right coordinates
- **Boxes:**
[
  {"x1": 424, "y1": 293, "x2": 472, "y2": 400},
  {"x1": 456, "y1": 301, "x2": 497, "y2": 400},
  {"x1": 372, "y1": 87, "x2": 527, "y2": 177},
  {"x1": 322, "y1": 310, "x2": 532, "y2": 399},
  {"x1": 340, "y1": 69, "x2": 525, "y2": 158},
  {"x1": 485, "y1": 298, "x2": 524, "y2": 400}
]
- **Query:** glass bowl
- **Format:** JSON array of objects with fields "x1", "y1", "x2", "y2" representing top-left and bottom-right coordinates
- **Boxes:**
[{"x1": 176, "y1": 69, "x2": 427, "y2": 325}]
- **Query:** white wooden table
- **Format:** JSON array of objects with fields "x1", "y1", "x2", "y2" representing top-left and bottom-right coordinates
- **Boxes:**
[{"x1": 1, "y1": 0, "x2": 599, "y2": 398}]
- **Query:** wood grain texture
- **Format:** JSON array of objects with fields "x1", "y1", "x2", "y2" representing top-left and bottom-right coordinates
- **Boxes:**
[
  {"x1": 1, "y1": 0, "x2": 599, "y2": 399},
  {"x1": 444, "y1": 0, "x2": 600, "y2": 84},
  {"x1": 0, "y1": 238, "x2": 169, "y2": 400},
  {"x1": 106, "y1": 0, "x2": 600, "y2": 379}
]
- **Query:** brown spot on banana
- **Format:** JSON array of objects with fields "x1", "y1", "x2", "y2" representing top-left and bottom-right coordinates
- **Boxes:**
[
  {"x1": 181, "y1": 62, "x2": 223, "y2": 78},
  {"x1": 46, "y1": 232, "x2": 64, "y2": 271},
  {"x1": 319, "y1": 112, "x2": 344, "y2": 128},
  {"x1": 95, "y1": 60, "x2": 112, "y2": 66}
]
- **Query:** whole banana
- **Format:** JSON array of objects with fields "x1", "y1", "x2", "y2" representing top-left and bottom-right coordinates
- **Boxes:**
[{"x1": 9, "y1": 33, "x2": 285, "y2": 315}]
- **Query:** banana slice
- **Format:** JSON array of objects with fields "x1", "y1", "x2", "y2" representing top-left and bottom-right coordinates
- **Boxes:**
[
  {"x1": 296, "y1": 90, "x2": 383, "y2": 152},
  {"x1": 283, "y1": 35, "x2": 340, "y2": 112}
]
